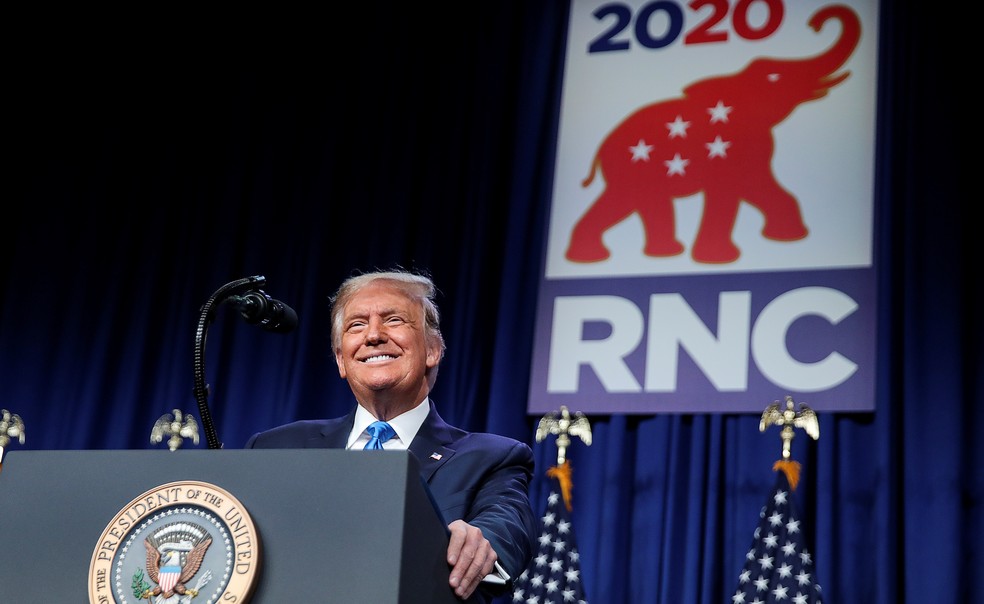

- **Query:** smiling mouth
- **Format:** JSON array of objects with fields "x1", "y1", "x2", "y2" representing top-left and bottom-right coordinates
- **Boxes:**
[{"x1": 362, "y1": 354, "x2": 396, "y2": 363}]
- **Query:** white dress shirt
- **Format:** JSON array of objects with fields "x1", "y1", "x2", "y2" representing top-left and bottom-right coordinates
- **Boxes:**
[{"x1": 346, "y1": 397, "x2": 430, "y2": 450}]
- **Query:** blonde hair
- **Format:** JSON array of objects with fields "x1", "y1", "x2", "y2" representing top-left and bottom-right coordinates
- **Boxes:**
[{"x1": 329, "y1": 269, "x2": 446, "y2": 359}]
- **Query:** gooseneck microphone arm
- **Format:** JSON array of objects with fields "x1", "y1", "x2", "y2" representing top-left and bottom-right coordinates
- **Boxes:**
[{"x1": 194, "y1": 275, "x2": 297, "y2": 449}]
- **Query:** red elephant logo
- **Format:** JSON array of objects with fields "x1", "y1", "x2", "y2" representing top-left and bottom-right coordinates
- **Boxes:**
[{"x1": 565, "y1": 5, "x2": 861, "y2": 265}]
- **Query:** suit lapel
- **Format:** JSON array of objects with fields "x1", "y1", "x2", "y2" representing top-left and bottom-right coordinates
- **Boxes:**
[
  {"x1": 315, "y1": 409, "x2": 356, "y2": 448},
  {"x1": 409, "y1": 401, "x2": 456, "y2": 482}
]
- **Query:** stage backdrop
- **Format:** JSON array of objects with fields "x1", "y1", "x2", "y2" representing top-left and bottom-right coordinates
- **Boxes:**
[{"x1": 1, "y1": 2, "x2": 978, "y2": 603}]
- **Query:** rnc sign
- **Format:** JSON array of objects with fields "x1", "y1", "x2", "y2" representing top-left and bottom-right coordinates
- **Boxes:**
[{"x1": 528, "y1": 0, "x2": 880, "y2": 414}]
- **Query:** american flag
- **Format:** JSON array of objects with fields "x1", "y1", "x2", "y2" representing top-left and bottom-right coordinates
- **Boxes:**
[
  {"x1": 510, "y1": 463, "x2": 589, "y2": 604},
  {"x1": 731, "y1": 465, "x2": 823, "y2": 604}
]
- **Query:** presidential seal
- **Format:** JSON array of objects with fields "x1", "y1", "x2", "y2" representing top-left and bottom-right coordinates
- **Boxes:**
[{"x1": 88, "y1": 480, "x2": 260, "y2": 604}]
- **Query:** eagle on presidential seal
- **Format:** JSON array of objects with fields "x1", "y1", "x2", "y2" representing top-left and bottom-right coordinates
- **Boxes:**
[{"x1": 143, "y1": 522, "x2": 213, "y2": 599}]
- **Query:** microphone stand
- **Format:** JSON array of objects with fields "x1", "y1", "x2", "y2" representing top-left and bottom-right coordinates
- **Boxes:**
[{"x1": 194, "y1": 275, "x2": 269, "y2": 449}]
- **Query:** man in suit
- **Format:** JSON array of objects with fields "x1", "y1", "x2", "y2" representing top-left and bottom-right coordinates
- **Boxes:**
[{"x1": 245, "y1": 269, "x2": 536, "y2": 602}]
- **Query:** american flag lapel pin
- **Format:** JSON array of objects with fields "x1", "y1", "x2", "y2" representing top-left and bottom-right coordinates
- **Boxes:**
[{"x1": 430, "y1": 452, "x2": 443, "y2": 460}]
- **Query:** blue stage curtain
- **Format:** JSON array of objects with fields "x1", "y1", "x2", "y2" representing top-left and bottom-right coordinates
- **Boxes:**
[{"x1": 2, "y1": 2, "x2": 977, "y2": 603}]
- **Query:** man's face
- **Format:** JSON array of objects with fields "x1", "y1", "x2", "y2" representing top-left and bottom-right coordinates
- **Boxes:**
[{"x1": 334, "y1": 281, "x2": 440, "y2": 402}]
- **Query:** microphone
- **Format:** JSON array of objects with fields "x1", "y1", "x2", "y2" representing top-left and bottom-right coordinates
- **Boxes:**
[{"x1": 229, "y1": 290, "x2": 298, "y2": 333}]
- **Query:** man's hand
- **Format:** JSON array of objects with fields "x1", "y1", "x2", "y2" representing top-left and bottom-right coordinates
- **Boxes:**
[{"x1": 446, "y1": 519, "x2": 497, "y2": 600}]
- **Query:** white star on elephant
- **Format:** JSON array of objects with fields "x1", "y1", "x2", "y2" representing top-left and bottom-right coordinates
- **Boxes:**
[
  {"x1": 707, "y1": 100, "x2": 733, "y2": 123},
  {"x1": 664, "y1": 153, "x2": 689, "y2": 176},
  {"x1": 665, "y1": 115, "x2": 691, "y2": 138},
  {"x1": 706, "y1": 135, "x2": 732, "y2": 158},
  {"x1": 629, "y1": 139, "x2": 653, "y2": 161}
]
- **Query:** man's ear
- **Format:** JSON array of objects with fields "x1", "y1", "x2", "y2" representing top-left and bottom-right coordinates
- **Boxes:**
[
  {"x1": 425, "y1": 340, "x2": 442, "y2": 369},
  {"x1": 334, "y1": 348, "x2": 346, "y2": 378}
]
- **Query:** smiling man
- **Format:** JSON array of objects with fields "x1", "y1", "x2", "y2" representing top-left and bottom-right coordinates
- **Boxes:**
[{"x1": 244, "y1": 269, "x2": 537, "y2": 602}]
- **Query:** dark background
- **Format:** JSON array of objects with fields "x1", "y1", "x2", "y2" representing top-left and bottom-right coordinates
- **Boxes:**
[{"x1": 3, "y1": 2, "x2": 978, "y2": 602}]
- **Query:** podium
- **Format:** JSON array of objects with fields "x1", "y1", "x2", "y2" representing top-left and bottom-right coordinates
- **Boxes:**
[{"x1": 0, "y1": 449, "x2": 474, "y2": 603}]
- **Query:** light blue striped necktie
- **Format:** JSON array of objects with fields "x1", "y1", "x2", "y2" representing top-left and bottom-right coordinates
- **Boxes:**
[{"x1": 364, "y1": 421, "x2": 396, "y2": 450}]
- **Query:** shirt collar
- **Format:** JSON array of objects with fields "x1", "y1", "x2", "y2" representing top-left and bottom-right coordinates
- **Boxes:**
[{"x1": 347, "y1": 397, "x2": 429, "y2": 449}]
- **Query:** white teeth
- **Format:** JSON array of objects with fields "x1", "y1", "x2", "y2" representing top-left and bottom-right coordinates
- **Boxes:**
[{"x1": 363, "y1": 355, "x2": 395, "y2": 363}]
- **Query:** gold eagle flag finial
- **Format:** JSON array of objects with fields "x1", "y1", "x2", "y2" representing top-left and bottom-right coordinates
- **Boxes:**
[
  {"x1": 151, "y1": 409, "x2": 201, "y2": 451},
  {"x1": 0, "y1": 409, "x2": 26, "y2": 471},
  {"x1": 535, "y1": 405, "x2": 592, "y2": 466},
  {"x1": 535, "y1": 406, "x2": 592, "y2": 512},
  {"x1": 759, "y1": 395, "x2": 820, "y2": 489}
]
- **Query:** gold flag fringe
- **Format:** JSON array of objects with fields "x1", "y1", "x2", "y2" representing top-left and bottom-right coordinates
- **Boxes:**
[
  {"x1": 773, "y1": 459, "x2": 802, "y2": 490},
  {"x1": 547, "y1": 461, "x2": 574, "y2": 512}
]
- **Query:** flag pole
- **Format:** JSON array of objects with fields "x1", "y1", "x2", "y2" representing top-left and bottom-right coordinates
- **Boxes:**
[
  {"x1": 513, "y1": 406, "x2": 593, "y2": 603},
  {"x1": 535, "y1": 405, "x2": 592, "y2": 509},
  {"x1": 731, "y1": 395, "x2": 825, "y2": 603}
]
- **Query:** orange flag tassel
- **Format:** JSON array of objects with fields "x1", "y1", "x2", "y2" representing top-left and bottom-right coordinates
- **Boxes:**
[
  {"x1": 546, "y1": 461, "x2": 575, "y2": 511},
  {"x1": 773, "y1": 459, "x2": 802, "y2": 490}
]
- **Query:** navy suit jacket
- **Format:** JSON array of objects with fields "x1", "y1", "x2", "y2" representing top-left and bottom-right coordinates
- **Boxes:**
[{"x1": 244, "y1": 401, "x2": 537, "y2": 599}]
